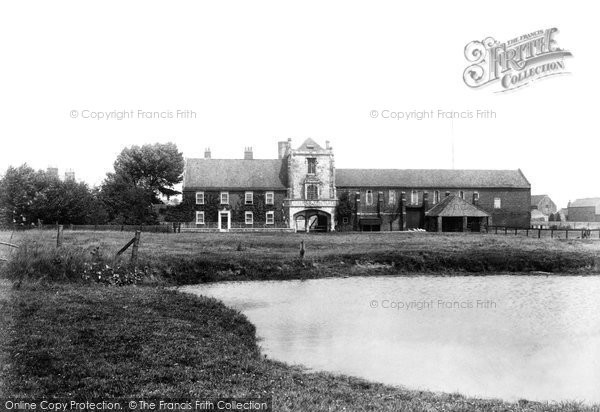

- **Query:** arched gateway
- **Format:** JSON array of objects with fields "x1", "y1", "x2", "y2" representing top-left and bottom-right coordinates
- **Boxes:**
[{"x1": 293, "y1": 210, "x2": 332, "y2": 232}]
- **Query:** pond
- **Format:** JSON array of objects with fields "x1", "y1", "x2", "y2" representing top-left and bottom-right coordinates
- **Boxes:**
[{"x1": 181, "y1": 275, "x2": 600, "y2": 403}]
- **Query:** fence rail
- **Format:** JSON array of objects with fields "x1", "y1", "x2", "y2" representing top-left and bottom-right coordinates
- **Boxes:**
[{"x1": 487, "y1": 225, "x2": 600, "y2": 239}]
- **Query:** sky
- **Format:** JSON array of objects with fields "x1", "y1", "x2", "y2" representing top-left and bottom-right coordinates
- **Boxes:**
[{"x1": 0, "y1": 1, "x2": 596, "y2": 209}]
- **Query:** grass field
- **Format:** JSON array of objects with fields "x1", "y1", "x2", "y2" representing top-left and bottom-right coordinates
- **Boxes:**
[
  {"x1": 1, "y1": 230, "x2": 599, "y2": 411},
  {"x1": 1, "y1": 230, "x2": 599, "y2": 284}
]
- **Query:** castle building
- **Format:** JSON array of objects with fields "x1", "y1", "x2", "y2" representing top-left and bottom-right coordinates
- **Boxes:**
[{"x1": 182, "y1": 139, "x2": 531, "y2": 232}]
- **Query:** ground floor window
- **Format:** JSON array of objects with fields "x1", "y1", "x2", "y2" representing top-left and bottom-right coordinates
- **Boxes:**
[
  {"x1": 196, "y1": 211, "x2": 205, "y2": 225},
  {"x1": 266, "y1": 211, "x2": 274, "y2": 224},
  {"x1": 245, "y1": 211, "x2": 253, "y2": 224}
]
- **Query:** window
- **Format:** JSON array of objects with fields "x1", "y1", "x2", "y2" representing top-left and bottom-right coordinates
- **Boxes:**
[
  {"x1": 195, "y1": 191, "x2": 204, "y2": 205},
  {"x1": 195, "y1": 211, "x2": 205, "y2": 225},
  {"x1": 366, "y1": 190, "x2": 373, "y2": 205},
  {"x1": 245, "y1": 211, "x2": 253, "y2": 225},
  {"x1": 459, "y1": 190, "x2": 465, "y2": 200},
  {"x1": 245, "y1": 191, "x2": 253, "y2": 205},
  {"x1": 220, "y1": 192, "x2": 229, "y2": 204},
  {"x1": 433, "y1": 190, "x2": 440, "y2": 204},
  {"x1": 473, "y1": 192, "x2": 480, "y2": 202},
  {"x1": 265, "y1": 191, "x2": 274, "y2": 205},
  {"x1": 411, "y1": 190, "x2": 418, "y2": 205},
  {"x1": 265, "y1": 211, "x2": 274, "y2": 225},
  {"x1": 388, "y1": 190, "x2": 396, "y2": 205},
  {"x1": 307, "y1": 158, "x2": 317, "y2": 174},
  {"x1": 307, "y1": 184, "x2": 318, "y2": 200},
  {"x1": 342, "y1": 217, "x2": 349, "y2": 224},
  {"x1": 494, "y1": 197, "x2": 501, "y2": 209}
]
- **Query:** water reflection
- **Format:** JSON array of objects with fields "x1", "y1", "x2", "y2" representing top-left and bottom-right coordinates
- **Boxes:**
[{"x1": 181, "y1": 275, "x2": 600, "y2": 403}]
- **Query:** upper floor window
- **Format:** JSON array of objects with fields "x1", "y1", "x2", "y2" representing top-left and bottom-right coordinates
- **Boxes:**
[
  {"x1": 433, "y1": 190, "x2": 440, "y2": 204},
  {"x1": 388, "y1": 190, "x2": 396, "y2": 205},
  {"x1": 459, "y1": 190, "x2": 465, "y2": 200},
  {"x1": 411, "y1": 190, "x2": 418, "y2": 205},
  {"x1": 245, "y1": 211, "x2": 253, "y2": 225},
  {"x1": 245, "y1": 191, "x2": 253, "y2": 205},
  {"x1": 195, "y1": 191, "x2": 204, "y2": 205},
  {"x1": 220, "y1": 192, "x2": 229, "y2": 205},
  {"x1": 473, "y1": 192, "x2": 480, "y2": 202},
  {"x1": 195, "y1": 211, "x2": 205, "y2": 225},
  {"x1": 265, "y1": 191, "x2": 274, "y2": 205},
  {"x1": 307, "y1": 184, "x2": 318, "y2": 200},
  {"x1": 494, "y1": 197, "x2": 501, "y2": 209},
  {"x1": 265, "y1": 211, "x2": 274, "y2": 225},
  {"x1": 366, "y1": 190, "x2": 373, "y2": 205},
  {"x1": 307, "y1": 158, "x2": 317, "y2": 174}
]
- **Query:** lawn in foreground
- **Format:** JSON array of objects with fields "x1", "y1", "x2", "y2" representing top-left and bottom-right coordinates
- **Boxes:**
[
  {"x1": 1, "y1": 231, "x2": 598, "y2": 285},
  {"x1": 4, "y1": 284, "x2": 596, "y2": 412}
]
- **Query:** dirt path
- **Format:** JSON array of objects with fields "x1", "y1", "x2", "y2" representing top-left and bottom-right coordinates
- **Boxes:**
[{"x1": 0, "y1": 279, "x2": 12, "y2": 396}]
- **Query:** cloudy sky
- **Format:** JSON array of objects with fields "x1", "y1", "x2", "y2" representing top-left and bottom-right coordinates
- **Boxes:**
[{"x1": 0, "y1": 1, "x2": 595, "y2": 208}]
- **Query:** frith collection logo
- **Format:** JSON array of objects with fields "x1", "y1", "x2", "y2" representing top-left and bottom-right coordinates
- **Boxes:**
[{"x1": 463, "y1": 28, "x2": 572, "y2": 92}]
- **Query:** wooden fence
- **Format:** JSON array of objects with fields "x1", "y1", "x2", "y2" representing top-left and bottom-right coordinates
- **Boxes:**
[
  {"x1": 487, "y1": 225, "x2": 600, "y2": 240},
  {"x1": 2, "y1": 224, "x2": 171, "y2": 233}
]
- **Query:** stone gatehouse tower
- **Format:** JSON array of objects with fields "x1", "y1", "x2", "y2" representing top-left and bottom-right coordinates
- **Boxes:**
[{"x1": 282, "y1": 138, "x2": 337, "y2": 231}]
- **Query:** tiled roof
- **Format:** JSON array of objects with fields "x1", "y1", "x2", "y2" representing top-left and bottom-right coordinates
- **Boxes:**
[
  {"x1": 183, "y1": 158, "x2": 288, "y2": 190},
  {"x1": 569, "y1": 198, "x2": 600, "y2": 214},
  {"x1": 531, "y1": 194, "x2": 548, "y2": 206},
  {"x1": 425, "y1": 195, "x2": 490, "y2": 217},
  {"x1": 336, "y1": 169, "x2": 530, "y2": 189}
]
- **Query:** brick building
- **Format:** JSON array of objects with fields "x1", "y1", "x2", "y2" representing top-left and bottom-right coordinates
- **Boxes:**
[
  {"x1": 567, "y1": 198, "x2": 600, "y2": 222},
  {"x1": 182, "y1": 139, "x2": 531, "y2": 231},
  {"x1": 530, "y1": 194, "x2": 557, "y2": 216}
]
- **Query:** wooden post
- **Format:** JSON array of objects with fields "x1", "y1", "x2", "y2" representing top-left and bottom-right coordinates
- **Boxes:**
[
  {"x1": 566, "y1": 229, "x2": 568, "y2": 239},
  {"x1": 504, "y1": 227, "x2": 508, "y2": 235},
  {"x1": 514, "y1": 228, "x2": 518, "y2": 236},
  {"x1": 495, "y1": 226, "x2": 498, "y2": 234},
  {"x1": 131, "y1": 231, "x2": 141, "y2": 265},
  {"x1": 538, "y1": 229, "x2": 541, "y2": 238},
  {"x1": 526, "y1": 228, "x2": 529, "y2": 237},
  {"x1": 551, "y1": 229, "x2": 554, "y2": 238},
  {"x1": 56, "y1": 225, "x2": 63, "y2": 247}
]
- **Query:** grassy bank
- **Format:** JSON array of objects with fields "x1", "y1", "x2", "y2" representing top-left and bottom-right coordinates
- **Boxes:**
[
  {"x1": 1, "y1": 231, "x2": 599, "y2": 284},
  {"x1": 1, "y1": 231, "x2": 599, "y2": 410},
  {"x1": 3, "y1": 284, "x2": 596, "y2": 411}
]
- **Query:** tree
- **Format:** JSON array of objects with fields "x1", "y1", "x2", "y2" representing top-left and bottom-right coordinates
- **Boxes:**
[
  {"x1": 100, "y1": 172, "x2": 159, "y2": 225},
  {"x1": 335, "y1": 191, "x2": 354, "y2": 229},
  {"x1": 113, "y1": 142, "x2": 184, "y2": 197},
  {"x1": 0, "y1": 164, "x2": 47, "y2": 225},
  {"x1": 0, "y1": 164, "x2": 106, "y2": 226}
]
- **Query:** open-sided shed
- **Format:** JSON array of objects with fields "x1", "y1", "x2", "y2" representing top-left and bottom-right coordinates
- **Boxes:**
[{"x1": 425, "y1": 195, "x2": 490, "y2": 232}]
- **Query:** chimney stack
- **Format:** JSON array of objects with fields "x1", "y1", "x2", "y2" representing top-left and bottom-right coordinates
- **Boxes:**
[
  {"x1": 278, "y1": 141, "x2": 288, "y2": 159},
  {"x1": 326, "y1": 140, "x2": 331, "y2": 149},
  {"x1": 244, "y1": 147, "x2": 253, "y2": 160},
  {"x1": 46, "y1": 167, "x2": 59, "y2": 178},
  {"x1": 204, "y1": 148, "x2": 211, "y2": 159},
  {"x1": 64, "y1": 170, "x2": 75, "y2": 181}
]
